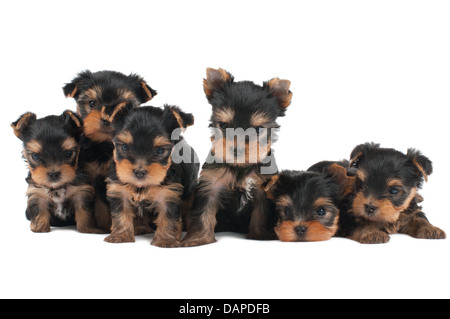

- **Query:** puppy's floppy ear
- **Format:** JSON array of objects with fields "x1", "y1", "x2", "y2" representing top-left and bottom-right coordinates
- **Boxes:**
[
  {"x1": 264, "y1": 175, "x2": 280, "y2": 200},
  {"x1": 264, "y1": 78, "x2": 293, "y2": 111},
  {"x1": 62, "y1": 110, "x2": 83, "y2": 137},
  {"x1": 349, "y1": 142, "x2": 380, "y2": 167},
  {"x1": 11, "y1": 112, "x2": 37, "y2": 141},
  {"x1": 127, "y1": 74, "x2": 157, "y2": 103},
  {"x1": 63, "y1": 70, "x2": 93, "y2": 99},
  {"x1": 63, "y1": 110, "x2": 82, "y2": 127},
  {"x1": 407, "y1": 149, "x2": 433, "y2": 183},
  {"x1": 110, "y1": 103, "x2": 134, "y2": 134},
  {"x1": 163, "y1": 105, "x2": 194, "y2": 133},
  {"x1": 327, "y1": 164, "x2": 356, "y2": 197},
  {"x1": 203, "y1": 68, "x2": 234, "y2": 99}
]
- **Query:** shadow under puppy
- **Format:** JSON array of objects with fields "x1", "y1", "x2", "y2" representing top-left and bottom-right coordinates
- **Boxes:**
[
  {"x1": 105, "y1": 106, "x2": 199, "y2": 248},
  {"x1": 316, "y1": 143, "x2": 446, "y2": 244},
  {"x1": 63, "y1": 70, "x2": 157, "y2": 232},
  {"x1": 182, "y1": 68, "x2": 293, "y2": 247},
  {"x1": 266, "y1": 164, "x2": 353, "y2": 242},
  {"x1": 12, "y1": 111, "x2": 103, "y2": 234}
]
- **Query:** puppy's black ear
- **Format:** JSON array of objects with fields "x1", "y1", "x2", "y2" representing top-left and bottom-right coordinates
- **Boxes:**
[
  {"x1": 110, "y1": 103, "x2": 134, "y2": 134},
  {"x1": 263, "y1": 175, "x2": 280, "y2": 200},
  {"x1": 11, "y1": 112, "x2": 37, "y2": 141},
  {"x1": 127, "y1": 74, "x2": 157, "y2": 103},
  {"x1": 326, "y1": 163, "x2": 356, "y2": 197},
  {"x1": 63, "y1": 70, "x2": 93, "y2": 99},
  {"x1": 407, "y1": 149, "x2": 433, "y2": 183},
  {"x1": 62, "y1": 110, "x2": 83, "y2": 138},
  {"x1": 163, "y1": 105, "x2": 194, "y2": 133},
  {"x1": 349, "y1": 142, "x2": 381, "y2": 167},
  {"x1": 264, "y1": 78, "x2": 293, "y2": 112},
  {"x1": 203, "y1": 68, "x2": 234, "y2": 99}
]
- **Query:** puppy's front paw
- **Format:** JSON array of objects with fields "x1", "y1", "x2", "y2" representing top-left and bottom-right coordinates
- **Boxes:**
[
  {"x1": 355, "y1": 230, "x2": 390, "y2": 244},
  {"x1": 104, "y1": 234, "x2": 135, "y2": 244},
  {"x1": 180, "y1": 237, "x2": 217, "y2": 248},
  {"x1": 151, "y1": 240, "x2": 181, "y2": 248},
  {"x1": 415, "y1": 225, "x2": 446, "y2": 240},
  {"x1": 30, "y1": 221, "x2": 51, "y2": 233}
]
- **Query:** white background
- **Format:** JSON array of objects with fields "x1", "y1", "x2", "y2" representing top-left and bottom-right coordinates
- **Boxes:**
[{"x1": 1, "y1": 0, "x2": 449, "y2": 299}]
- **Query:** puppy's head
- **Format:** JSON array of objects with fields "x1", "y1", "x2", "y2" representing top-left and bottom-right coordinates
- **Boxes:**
[
  {"x1": 111, "y1": 105, "x2": 194, "y2": 188},
  {"x1": 349, "y1": 143, "x2": 432, "y2": 224},
  {"x1": 203, "y1": 68, "x2": 293, "y2": 165},
  {"x1": 266, "y1": 166, "x2": 349, "y2": 242},
  {"x1": 63, "y1": 70, "x2": 157, "y2": 143},
  {"x1": 12, "y1": 110, "x2": 83, "y2": 189}
]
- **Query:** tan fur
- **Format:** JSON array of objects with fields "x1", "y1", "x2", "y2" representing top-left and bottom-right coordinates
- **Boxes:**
[
  {"x1": 62, "y1": 137, "x2": 78, "y2": 151},
  {"x1": 214, "y1": 107, "x2": 235, "y2": 124},
  {"x1": 352, "y1": 188, "x2": 417, "y2": 224},
  {"x1": 26, "y1": 140, "x2": 42, "y2": 154}
]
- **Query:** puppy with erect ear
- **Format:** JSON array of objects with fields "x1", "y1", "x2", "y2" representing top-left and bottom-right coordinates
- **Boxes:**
[
  {"x1": 339, "y1": 143, "x2": 445, "y2": 244},
  {"x1": 11, "y1": 110, "x2": 105, "y2": 234},
  {"x1": 182, "y1": 67, "x2": 294, "y2": 248},
  {"x1": 105, "y1": 105, "x2": 199, "y2": 248}
]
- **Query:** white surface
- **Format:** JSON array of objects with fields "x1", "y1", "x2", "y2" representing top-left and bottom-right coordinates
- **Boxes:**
[{"x1": 1, "y1": 0, "x2": 449, "y2": 299}]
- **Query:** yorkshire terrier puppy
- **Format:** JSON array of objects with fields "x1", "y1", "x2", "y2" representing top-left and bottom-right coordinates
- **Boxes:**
[
  {"x1": 63, "y1": 70, "x2": 157, "y2": 232},
  {"x1": 339, "y1": 143, "x2": 446, "y2": 244},
  {"x1": 12, "y1": 110, "x2": 103, "y2": 234},
  {"x1": 182, "y1": 68, "x2": 293, "y2": 247},
  {"x1": 266, "y1": 164, "x2": 352, "y2": 242},
  {"x1": 104, "y1": 105, "x2": 199, "y2": 248}
]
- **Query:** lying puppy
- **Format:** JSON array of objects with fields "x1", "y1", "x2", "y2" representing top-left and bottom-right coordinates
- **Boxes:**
[
  {"x1": 320, "y1": 143, "x2": 446, "y2": 244},
  {"x1": 266, "y1": 164, "x2": 353, "y2": 242}
]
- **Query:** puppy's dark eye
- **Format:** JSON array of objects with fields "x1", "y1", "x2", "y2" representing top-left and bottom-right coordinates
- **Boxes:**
[
  {"x1": 122, "y1": 144, "x2": 129, "y2": 152},
  {"x1": 155, "y1": 147, "x2": 164, "y2": 155},
  {"x1": 89, "y1": 101, "x2": 96, "y2": 108},
  {"x1": 352, "y1": 159, "x2": 360, "y2": 168},
  {"x1": 285, "y1": 208, "x2": 293, "y2": 218},
  {"x1": 31, "y1": 153, "x2": 39, "y2": 161},
  {"x1": 389, "y1": 188, "x2": 399, "y2": 195},
  {"x1": 316, "y1": 207, "x2": 326, "y2": 217},
  {"x1": 219, "y1": 122, "x2": 228, "y2": 130},
  {"x1": 65, "y1": 151, "x2": 73, "y2": 158}
]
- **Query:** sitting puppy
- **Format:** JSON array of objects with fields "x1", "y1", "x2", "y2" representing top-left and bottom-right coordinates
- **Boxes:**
[
  {"x1": 182, "y1": 68, "x2": 293, "y2": 247},
  {"x1": 12, "y1": 111, "x2": 102, "y2": 234},
  {"x1": 266, "y1": 164, "x2": 352, "y2": 242},
  {"x1": 339, "y1": 143, "x2": 446, "y2": 244},
  {"x1": 104, "y1": 106, "x2": 199, "y2": 248},
  {"x1": 63, "y1": 70, "x2": 157, "y2": 232}
]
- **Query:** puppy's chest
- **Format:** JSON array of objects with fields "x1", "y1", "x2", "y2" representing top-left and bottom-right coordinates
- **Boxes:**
[
  {"x1": 47, "y1": 188, "x2": 70, "y2": 220},
  {"x1": 231, "y1": 175, "x2": 264, "y2": 212},
  {"x1": 127, "y1": 184, "x2": 183, "y2": 216}
]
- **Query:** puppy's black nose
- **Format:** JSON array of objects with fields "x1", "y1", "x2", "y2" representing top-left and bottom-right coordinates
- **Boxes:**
[
  {"x1": 134, "y1": 169, "x2": 147, "y2": 179},
  {"x1": 295, "y1": 226, "x2": 307, "y2": 237},
  {"x1": 47, "y1": 171, "x2": 61, "y2": 181},
  {"x1": 365, "y1": 204, "x2": 378, "y2": 215}
]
